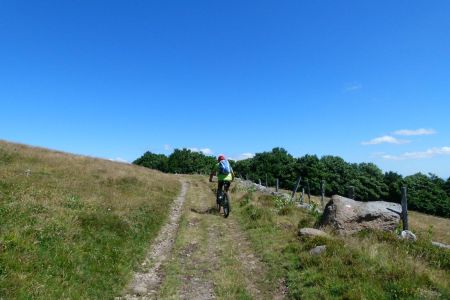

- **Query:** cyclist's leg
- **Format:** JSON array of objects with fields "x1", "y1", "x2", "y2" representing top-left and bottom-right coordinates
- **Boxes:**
[
  {"x1": 223, "y1": 181, "x2": 231, "y2": 193},
  {"x1": 217, "y1": 180, "x2": 224, "y2": 201}
]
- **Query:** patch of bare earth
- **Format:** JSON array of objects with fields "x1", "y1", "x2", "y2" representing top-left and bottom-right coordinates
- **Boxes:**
[{"x1": 117, "y1": 180, "x2": 188, "y2": 300}]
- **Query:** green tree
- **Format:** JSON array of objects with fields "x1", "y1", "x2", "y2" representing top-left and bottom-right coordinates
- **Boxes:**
[
  {"x1": 383, "y1": 171, "x2": 404, "y2": 203},
  {"x1": 234, "y1": 148, "x2": 296, "y2": 188},
  {"x1": 445, "y1": 177, "x2": 450, "y2": 197},
  {"x1": 404, "y1": 173, "x2": 450, "y2": 217},
  {"x1": 296, "y1": 154, "x2": 324, "y2": 194},
  {"x1": 132, "y1": 151, "x2": 168, "y2": 172},
  {"x1": 319, "y1": 155, "x2": 355, "y2": 196},
  {"x1": 167, "y1": 148, "x2": 216, "y2": 174},
  {"x1": 354, "y1": 163, "x2": 388, "y2": 201}
]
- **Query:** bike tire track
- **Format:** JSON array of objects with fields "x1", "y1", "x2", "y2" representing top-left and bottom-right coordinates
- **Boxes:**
[{"x1": 117, "y1": 180, "x2": 188, "y2": 300}]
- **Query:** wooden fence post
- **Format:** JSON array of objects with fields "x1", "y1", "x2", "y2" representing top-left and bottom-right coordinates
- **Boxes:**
[
  {"x1": 276, "y1": 178, "x2": 279, "y2": 192},
  {"x1": 258, "y1": 179, "x2": 261, "y2": 185},
  {"x1": 301, "y1": 188, "x2": 305, "y2": 204},
  {"x1": 291, "y1": 176, "x2": 302, "y2": 200},
  {"x1": 401, "y1": 186, "x2": 408, "y2": 231},
  {"x1": 306, "y1": 179, "x2": 311, "y2": 203},
  {"x1": 320, "y1": 180, "x2": 325, "y2": 208}
]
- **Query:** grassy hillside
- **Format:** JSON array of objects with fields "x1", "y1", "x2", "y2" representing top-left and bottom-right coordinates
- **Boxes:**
[
  {"x1": 230, "y1": 185, "x2": 450, "y2": 299},
  {"x1": 0, "y1": 141, "x2": 180, "y2": 299}
]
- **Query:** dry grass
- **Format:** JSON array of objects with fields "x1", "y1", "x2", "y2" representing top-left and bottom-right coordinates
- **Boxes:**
[
  {"x1": 409, "y1": 210, "x2": 450, "y2": 244},
  {"x1": 0, "y1": 140, "x2": 180, "y2": 299}
]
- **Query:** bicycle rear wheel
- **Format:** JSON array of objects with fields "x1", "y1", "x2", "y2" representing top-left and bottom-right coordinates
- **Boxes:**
[{"x1": 223, "y1": 192, "x2": 230, "y2": 218}]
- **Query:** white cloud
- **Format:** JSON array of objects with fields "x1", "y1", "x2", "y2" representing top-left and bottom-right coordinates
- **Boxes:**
[
  {"x1": 362, "y1": 135, "x2": 410, "y2": 145},
  {"x1": 230, "y1": 153, "x2": 255, "y2": 161},
  {"x1": 344, "y1": 83, "x2": 362, "y2": 92},
  {"x1": 109, "y1": 157, "x2": 129, "y2": 163},
  {"x1": 200, "y1": 148, "x2": 213, "y2": 155},
  {"x1": 240, "y1": 152, "x2": 255, "y2": 159},
  {"x1": 381, "y1": 146, "x2": 450, "y2": 160},
  {"x1": 393, "y1": 128, "x2": 436, "y2": 136},
  {"x1": 189, "y1": 147, "x2": 213, "y2": 155},
  {"x1": 164, "y1": 144, "x2": 172, "y2": 151}
]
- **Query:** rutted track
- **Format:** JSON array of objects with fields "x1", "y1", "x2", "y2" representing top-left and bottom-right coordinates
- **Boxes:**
[
  {"x1": 118, "y1": 180, "x2": 188, "y2": 299},
  {"x1": 118, "y1": 176, "x2": 282, "y2": 299}
]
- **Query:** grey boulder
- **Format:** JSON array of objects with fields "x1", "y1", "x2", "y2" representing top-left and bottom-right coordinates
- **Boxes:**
[
  {"x1": 399, "y1": 230, "x2": 417, "y2": 241},
  {"x1": 320, "y1": 195, "x2": 402, "y2": 234},
  {"x1": 309, "y1": 245, "x2": 326, "y2": 256},
  {"x1": 299, "y1": 228, "x2": 331, "y2": 239}
]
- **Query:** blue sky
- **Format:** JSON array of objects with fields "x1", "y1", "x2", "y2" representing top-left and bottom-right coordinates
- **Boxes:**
[{"x1": 1, "y1": 1, "x2": 449, "y2": 178}]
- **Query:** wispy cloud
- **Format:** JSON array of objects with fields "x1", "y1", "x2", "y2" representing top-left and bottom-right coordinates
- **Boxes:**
[
  {"x1": 164, "y1": 144, "x2": 172, "y2": 151},
  {"x1": 189, "y1": 147, "x2": 213, "y2": 155},
  {"x1": 362, "y1": 135, "x2": 410, "y2": 145},
  {"x1": 381, "y1": 146, "x2": 450, "y2": 160},
  {"x1": 229, "y1": 153, "x2": 255, "y2": 161},
  {"x1": 344, "y1": 83, "x2": 362, "y2": 92},
  {"x1": 109, "y1": 157, "x2": 129, "y2": 163},
  {"x1": 393, "y1": 128, "x2": 436, "y2": 136}
]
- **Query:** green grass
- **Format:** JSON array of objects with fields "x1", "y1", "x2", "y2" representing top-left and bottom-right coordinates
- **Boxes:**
[
  {"x1": 0, "y1": 141, "x2": 180, "y2": 299},
  {"x1": 231, "y1": 187, "x2": 450, "y2": 300}
]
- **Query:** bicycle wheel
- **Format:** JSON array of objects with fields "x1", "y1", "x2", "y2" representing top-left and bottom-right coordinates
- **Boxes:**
[
  {"x1": 223, "y1": 192, "x2": 230, "y2": 218},
  {"x1": 216, "y1": 196, "x2": 221, "y2": 212}
]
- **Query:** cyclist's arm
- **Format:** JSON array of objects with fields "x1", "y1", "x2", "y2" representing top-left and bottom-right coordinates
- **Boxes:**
[{"x1": 209, "y1": 170, "x2": 216, "y2": 182}]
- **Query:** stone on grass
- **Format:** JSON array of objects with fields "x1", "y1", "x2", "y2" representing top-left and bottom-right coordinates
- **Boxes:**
[
  {"x1": 309, "y1": 245, "x2": 326, "y2": 256},
  {"x1": 320, "y1": 195, "x2": 402, "y2": 235},
  {"x1": 399, "y1": 230, "x2": 417, "y2": 241},
  {"x1": 298, "y1": 228, "x2": 331, "y2": 239},
  {"x1": 432, "y1": 241, "x2": 450, "y2": 250}
]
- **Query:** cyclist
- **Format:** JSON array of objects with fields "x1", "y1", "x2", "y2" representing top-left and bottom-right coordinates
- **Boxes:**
[{"x1": 209, "y1": 155, "x2": 235, "y2": 208}]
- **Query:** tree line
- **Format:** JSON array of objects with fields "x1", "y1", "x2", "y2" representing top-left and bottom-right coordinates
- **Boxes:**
[
  {"x1": 133, "y1": 149, "x2": 216, "y2": 175},
  {"x1": 133, "y1": 147, "x2": 450, "y2": 218}
]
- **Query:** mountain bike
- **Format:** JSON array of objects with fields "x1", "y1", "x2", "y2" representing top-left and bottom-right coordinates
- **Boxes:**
[{"x1": 216, "y1": 182, "x2": 231, "y2": 218}]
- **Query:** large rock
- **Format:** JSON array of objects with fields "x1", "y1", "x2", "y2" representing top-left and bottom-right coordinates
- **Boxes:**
[
  {"x1": 320, "y1": 195, "x2": 402, "y2": 234},
  {"x1": 299, "y1": 228, "x2": 331, "y2": 239},
  {"x1": 399, "y1": 230, "x2": 417, "y2": 242},
  {"x1": 309, "y1": 245, "x2": 326, "y2": 256}
]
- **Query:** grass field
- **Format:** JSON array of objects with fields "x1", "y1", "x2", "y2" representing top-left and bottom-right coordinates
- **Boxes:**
[
  {"x1": 230, "y1": 184, "x2": 450, "y2": 299},
  {"x1": 0, "y1": 141, "x2": 180, "y2": 299},
  {"x1": 278, "y1": 185, "x2": 450, "y2": 244}
]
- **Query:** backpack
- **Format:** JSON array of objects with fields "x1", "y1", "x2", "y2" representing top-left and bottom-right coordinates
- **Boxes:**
[{"x1": 218, "y1": 160, "x2": 231, "y2": 174}]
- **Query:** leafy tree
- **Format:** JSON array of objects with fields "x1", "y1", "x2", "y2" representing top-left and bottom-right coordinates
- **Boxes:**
[
  {"x1": 445, "y1": 177, "x2": 450, "y2": 197},
  {"x1": 133, "y1": 151, "x2": 168, "y2": 172},
  {"x1": 384, "y1": 171, "x2": 404, "y2": 203},
  {"x1": 354, "y1": 163, "x2": 388, "y2": 201},
  {"x1": 167, "y1": 148, "x2": 215, "y2": 174},
  {"x1": 319, "y1": 155, "x2": 355, "y2": 196},
  {"x1": 234, "y1": 148, "x2": 296, "y2": 188},
  {"x1": 296, "y1": 154, "x2": 324, "y2": 194},
  {"x1": 404, "y1": 173, "x2": 450, "y2": 217}
]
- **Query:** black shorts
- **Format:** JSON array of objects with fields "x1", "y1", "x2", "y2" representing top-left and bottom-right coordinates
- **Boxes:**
[{"x1": 217, "y1": 181, "x2": 231, "y2": 200}]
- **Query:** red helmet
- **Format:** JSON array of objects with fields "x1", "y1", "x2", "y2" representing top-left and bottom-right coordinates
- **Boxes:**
[{"x1": 218, "y1": 155, "x2": 225, "y2": 161}]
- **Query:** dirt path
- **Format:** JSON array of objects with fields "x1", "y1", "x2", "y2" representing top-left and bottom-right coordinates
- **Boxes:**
[
  {"x1": 118, "y1": 176, "x2": 281, "y2": 299},
  {"x1": 118, "y1": 180, "x2": 189, "y2": 300}
]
